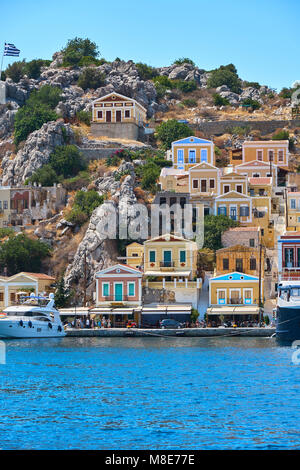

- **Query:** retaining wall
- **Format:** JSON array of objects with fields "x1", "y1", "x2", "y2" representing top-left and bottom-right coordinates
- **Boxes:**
[{"x1": 192, "y1": 119, "x2": 300, "y2": 136}]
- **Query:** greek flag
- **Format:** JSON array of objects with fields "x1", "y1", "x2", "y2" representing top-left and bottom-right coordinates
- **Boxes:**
[{"x1": 4, "y1": 43, "x2": 20, "y2": 57}]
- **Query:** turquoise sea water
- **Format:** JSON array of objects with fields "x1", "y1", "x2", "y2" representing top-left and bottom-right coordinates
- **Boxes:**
[{"x1": 0, "y1": 337, "x2": 299, "y2": 450}]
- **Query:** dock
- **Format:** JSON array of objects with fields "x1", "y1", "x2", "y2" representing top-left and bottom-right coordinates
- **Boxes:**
[{"x1": 66, "y1": 327, "x2": 275, "y2": 338}]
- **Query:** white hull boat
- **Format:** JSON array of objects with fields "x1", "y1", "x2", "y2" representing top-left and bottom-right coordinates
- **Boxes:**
[{"x1": 0, "y1": 293, "x2": 66, "y2": 339}]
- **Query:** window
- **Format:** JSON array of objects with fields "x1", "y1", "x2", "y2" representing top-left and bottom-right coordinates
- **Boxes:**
[
  {"x1": 250, "y1": 258, "x2": 257, "y2": 270},
  {"x1": 102, "y1": 283, "x2": 110, "y2": 297},
  {"x1": 218, "y1": 206, "x2": 227, "y2": 216},
  {"x1": 0, "y1": 292, "x2": 3, "y2": 301},
  {"x1": 125, "y1": 110, "x2": 130, "y2": 118},
  {"x1": 192, "y1": 179, "x2": 199, "y2": 189},
  {"x1": 159, "y1": 197, "x2": 166, "y2": 205},
  {"x1": 209, "y1": 179, "x2": 215, "y2": 189},
  {"x1": 261, "y1": 229, "x2": 264, "y2": 236},
  {"x1": 284, "y1": 248, "x2": 294, "y2": 267},
  {"x1": 201, "y1": 149, "x2": 208, "y2": 162},
  {"x1": 236, "y1": 259, "x2": 243, "y2": 272},
  {"x1": 189, "y1": 150, "x2": 196, "y2": 163},
  {"x1": 224, "y1": 185, "x2": 230, "y2": 193},
  {"x1": 278, "y1": 150, "x2": 284, "y2": 162},
  {"x1": 97, "y1": 110, "x2": 103, "y2": 119},
  {"x1": 149, "y1": 251, "x2": 156, "y2": 263},
  {"x1": 180, "y1": 250, "x2": 186, "y2": 263},
  {"x1": 253, "y1": 173, "x2": 260, "y2": 178},
  {"x1": 128, "y1": 282, "x2": 135, "y2": 296},
  {"x1": 3, "y1": 201, "x2": 8, "y2": 210},
  {"x1": 240, "y1": 206, "x2": 249, "y2": 217},
  {"x1": 250, "y1": 238, "x2": 255, "y2": 247},
  {"x1": 10, "y1": 293, "x2": 15, "y2": 302},
  {"x1": 201, "y1": 180, "x2": 207, "y2": 192},
  {"x1": 257, "y1": 150, "x2": 263, "y2": 161},
  {"x1": 291, "y1": 199, "x2": 296, "y2": 209},
  {"x1": 236, "y1": 185, "x2": 242, "y2": 193},
  {"x1": 0, "y1": 201, "x2": 2, "y2": 210},
  {"x1": 177, "y1": 149, "x2": 184, "y2": 168},
  {"x1": 268, "y1": 150, "x2": 274, "y2": 162},
  {"x1": 223, "y1": 258, "x2": 229, "y2": 270}
]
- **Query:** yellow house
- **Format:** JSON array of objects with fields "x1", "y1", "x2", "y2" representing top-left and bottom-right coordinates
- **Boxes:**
[
  {"x1": 209, "y1": 272, "x2": 263, "y2": 307},
  {"x1": 189, "y1": 162, "x2": 220, "y2": 196},
  {"x1": 216, "y1": 244, "x2": 262, "y2": 277},
  {"x1": 214, "y1": 191, "x2": 252, "y2": 223},
  {"x1": 242, "y1": 140, "x2": 289, "y2": 169},
  {"x1": 125, "y1": 242, "x2": 144, "y2": 269},
  {"x1": 143, "y1": 234, "x2": 201, "y2": 308},
  {"x1": 92, "y1": 92, "x2": 147, "y2": 126},
  {"x1": 172, "y1": 136, "x2": 215, "y2": 170},
  {"x1": 0, "y1": 272, "x2": 55, "y2": 308},
  {"x1": 219, "y1": 172, "x2": 248, "y2": 195},
  {"x1": 286, "y1": 192, "x2": 300, "y2": 231},
  {"x1": 248, "y1": 177, "x2": 274, "y2": 248}
]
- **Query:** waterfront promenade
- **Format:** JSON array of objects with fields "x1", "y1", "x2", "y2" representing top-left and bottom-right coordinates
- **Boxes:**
[{"x1": 66, "y1": 327, "x2": 275, "y2": 338}]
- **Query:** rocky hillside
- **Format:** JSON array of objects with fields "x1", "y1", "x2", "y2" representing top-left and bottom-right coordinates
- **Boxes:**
[{"x1": 0, "y1": 41, "x2": 298, "y2": 303}]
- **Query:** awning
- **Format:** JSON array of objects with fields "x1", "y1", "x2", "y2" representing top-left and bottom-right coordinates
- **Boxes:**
[
  {"x1": 207, "y1": 306, "x2": 260, "y2": 315},
  {"x1": 59, "y1": 307, "x2": 90, "y2": 316},
  {"x1": 145, "y1": 271, "x2": 191, "y2": 277}
]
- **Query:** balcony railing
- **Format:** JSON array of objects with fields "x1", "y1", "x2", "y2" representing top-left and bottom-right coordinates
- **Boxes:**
[
  {"x1": 160, "y1": 261, "x2": 175, "y2": 268},
  {"x1": 103, "y1": 295, "x2": 130, "y2": 302},
  {"x1": 147, "y1": 280, "x2": 201, "y2": 289}
]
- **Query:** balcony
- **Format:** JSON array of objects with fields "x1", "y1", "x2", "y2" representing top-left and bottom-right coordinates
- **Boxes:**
[
  {"x1": 281, "y1": 267, "x2": 300, "y2": 280},
  {"x1": 159, "y1": 261, "x2": 175, "y2": 271},
  {"x1": 146, "y1": 280, "x2": 201, "y2": 290}
]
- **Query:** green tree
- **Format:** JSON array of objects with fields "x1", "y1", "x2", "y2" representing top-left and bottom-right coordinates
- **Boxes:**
[
  {"x1": 5, "y1": 60, "x2": 26, "y2": 82},
  {"x1": 155, "y1": 119, "x2": 191, "y2": 150},
  {"x1": 207, "y1": 64, "x2": 241, "y2": 94},
  {"x1": 77, "y1": 68, "x2": 106, "y2": 90},
  {"x1": 14, "y1": 103, "x2": 57, "y2": 146},
  {"x1": 203, "y1": 215, "x2": 239, "y2": 251},
  {"x1": 54, "y1": 276, "x2": 71, "y2": 307},
  {"x1": 242, "y1": 98, "x2": 261, "y2": 110},
  {"x1": 173, "y1": 80, "x2": 197, "y2": 93},
  {"x1": 0, "y1": 234, "x2": 51, "y2": 276},
  {"x1": 49, "y1": 145, "x2": 86, "y2": 179},
  {"x1": 62, "y1": 37, "x2": 99, "y2": 66}
]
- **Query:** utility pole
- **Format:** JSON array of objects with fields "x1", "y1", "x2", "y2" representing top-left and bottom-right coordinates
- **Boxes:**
[
  {"x1": 285, "y1": 187, "x2": 289, "y2": 229},
  {"x1": 258, "y1": 228, "x2": 263, "y2": 327},
  {"x1": 83, "y1": 250, "x2": 87, "y2": 307}
]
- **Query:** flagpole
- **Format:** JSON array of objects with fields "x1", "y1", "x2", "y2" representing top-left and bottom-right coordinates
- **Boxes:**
[{"x1": 0, "y1": 41, "x2": 5, "y2": 81}]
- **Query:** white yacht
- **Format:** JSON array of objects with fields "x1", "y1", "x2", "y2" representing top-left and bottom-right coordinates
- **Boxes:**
[{"x1": 0, "y1": 293, "x2": 66, "y2": 338}]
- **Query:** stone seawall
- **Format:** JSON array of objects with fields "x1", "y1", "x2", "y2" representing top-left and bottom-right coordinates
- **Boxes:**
[
  {"x1": 191, "y1": 119, "x2": 300, "y2": 136},
  {"x1": 66, "y1": 327, "x2": 275, "y2": 338}
]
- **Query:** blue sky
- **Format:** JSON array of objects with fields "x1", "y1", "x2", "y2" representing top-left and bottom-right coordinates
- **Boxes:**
[{"x1": 1, "y1": 0, "x2": 298, "y2": 90}]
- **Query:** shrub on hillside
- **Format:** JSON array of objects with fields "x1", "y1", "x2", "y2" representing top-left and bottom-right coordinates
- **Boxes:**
[
  {"x1": 272, "y1": 130, "x2": 289, "y2": 140},
  {"x1": 62, "y1": 171, "x2": 90, "y2": 191},
  {"x1": 139, "y1": 162, "x2": 160, "y2": 191},
  {"x1": 66, "y1": 190, "x2": 104, "y2": 225},
  {"x1": 77, "y1": 68, "x2": 106, "y2": 90},
  {"x1": 182, "y1": 98, "x2": 197, "y2": 107},
  {"x1": 173, "y1": 79, "x2": 197, "y2": 93},
  {"x1": 135, "y1": 62, "x2": 158, "y2": 80},
  {"x1": 242, "y1": 98, "x2": 261, "y2": 110},
  {"x1": 27, "y1": 164, "x2": 59, "y2": 186},
  {"x1": 24, "y1": 59, "x2": 51, "y2": 79},
  {"x1": 14, "y1": 104, "x2": 57, "y2": 146},
  {"x1": 173, "y1": 58, "x2": 195, "y2": 66},
  {"x1": 207, "y1": 64, "x2": 241, "y2": 94},
  {"x1": 29, "y1": 85, "x2": 62, "y2": 108},
  {"x1": 76, "y1": 110, "x2": 92, "y2": 126},
  {"x1": 155, "y1": 119, "x2": 191, "y2": 150},
  {"x1": 5, "y1": 60, "x2": 26, "y2": 82},
  {"x1": 213, "y1": 93, "x2": 230, "y2": 106},
  {"x1": 49, "y1": 145, "x2": 86, "y2": 179}
]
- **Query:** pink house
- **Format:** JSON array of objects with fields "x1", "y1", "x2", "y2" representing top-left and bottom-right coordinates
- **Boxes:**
[{"x1": 95, "y1": 264, "x2": 142, "y2": 307}]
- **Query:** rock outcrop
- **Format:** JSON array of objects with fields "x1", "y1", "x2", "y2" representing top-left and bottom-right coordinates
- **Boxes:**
[{"x1": 1, "y1": 120, "x2": 75, "y2": 185}]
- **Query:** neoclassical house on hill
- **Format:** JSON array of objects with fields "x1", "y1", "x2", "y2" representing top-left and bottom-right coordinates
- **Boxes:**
[{"x1": 91, "y1": 92, "x2": 147, "y2": 141}]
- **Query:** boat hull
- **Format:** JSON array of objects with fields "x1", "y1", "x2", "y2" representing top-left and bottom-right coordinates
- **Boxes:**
[
  {"x1": 0, "y1": 319, "x2": 66, "y2": 338},
  {"x1": 276, "y1": 305, "x2": 300, "y2": 343}
]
